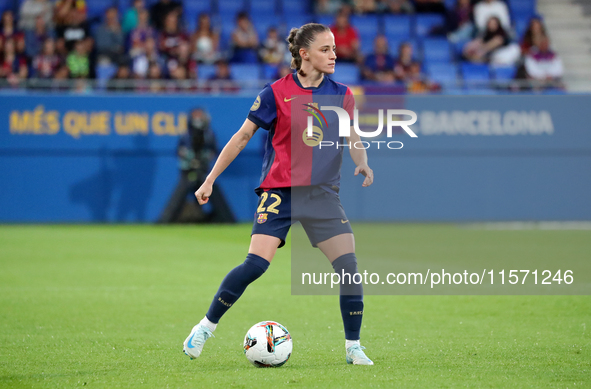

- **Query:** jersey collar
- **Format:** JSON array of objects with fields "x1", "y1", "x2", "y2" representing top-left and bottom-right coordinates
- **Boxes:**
[{"x1": 292, "y1": 71, "x2": 326, "y2": 91}]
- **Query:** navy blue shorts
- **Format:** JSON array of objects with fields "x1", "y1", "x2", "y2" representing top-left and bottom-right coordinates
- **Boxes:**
[{"x1": 251, "y1": 186, "x2": 353, "y2": 248}]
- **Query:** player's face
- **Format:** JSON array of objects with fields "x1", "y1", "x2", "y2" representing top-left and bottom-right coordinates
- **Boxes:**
[{"x1": 307, "y1": 31, "x2": 337, "y2": 74}]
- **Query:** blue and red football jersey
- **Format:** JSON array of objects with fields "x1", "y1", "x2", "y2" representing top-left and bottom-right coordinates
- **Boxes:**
[{"x1": 247, "y1": 72, "x2": 355, "y2": 193}]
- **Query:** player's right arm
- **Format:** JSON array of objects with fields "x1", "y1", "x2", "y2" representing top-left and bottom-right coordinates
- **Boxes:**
[
  {"x1": 195, "y1": 119, "x2": 258, "y2": 205},
  {"x1": 195, "y1": 84, "x2": 276, "y2": 205}
]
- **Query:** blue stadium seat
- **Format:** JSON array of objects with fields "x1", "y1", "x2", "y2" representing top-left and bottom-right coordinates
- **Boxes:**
[
  {"x1": 350, "y1": 15, "x2": 380, "y2": 39},
  {"x1": 443, "y1": 0, "x2": 456, "y2": 10},
  {"x1": 422, "y1": 38, "x2": 452, "y2": 63},
  {"x1": 251, "y1": 16, "x2": 278, "y2": 39},
  {"x1": 509, "y1": 0, "x2": 536, "y2": 16},
  {"x1": 415, "y1": 14, "x2": 445, "y2": 37},
  {"x1": 217, "y1": 0, "x2": 247, "y2": 14},
  {"x1": 87, "y1": 0, "x2": 117, "y2": 21},
  {"x1": 314, "y1": 15, "x2": 334, "y2": 27},
  {"x1": 198, "y1": 64, "x2": 217, "y2": 80},
  {"x1": 514, "y1": 18, "x2": 530, "y2": 40},
  {"x1": 262, "y1": 64, "x2": 279, "y2": 80},
  {"x1": 250, "y1": 0, "x2": 278, "y2": 14},
  {"x1": 230, "y1": 64, "x2": 261, "y2": 83},
  {"x1": 461, "y1": 63, "x2": 491, "y2": 85},
  {"x1": 330, "y1": 64, "x2": 360, "y2": 84},
  {"x1": 283, "y1": 14, "x2": 314, "y2": 32},
  {"x1": 426, "y1": 63, "x2": 458, "y2": 84},
  {"x1": 491, "y1": 65, "x2": 517, "y2": 81},
  {"x1": 96, "y1": 63, "x2": 117, "y2": 89},
  {"x1": 359, "y1": 34, "x2": 377, "y2": 55},
  {"x1": 281, "y1": 0, "x2": 310, "y2": 15},
  {"x1": 383, "y1": 15, "x2": 412, "y2": 40}
]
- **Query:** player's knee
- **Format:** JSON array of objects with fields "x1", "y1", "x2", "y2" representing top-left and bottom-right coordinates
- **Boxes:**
[
  {"x1": 243, "y1": 253, "x2": 270, "y2": 282},
  {"x1": 332, "y1": 252, "x2": 358, "y2": 275},
  {"x1": 332, "y1": 253, "x2": 363, "y2": 295}
]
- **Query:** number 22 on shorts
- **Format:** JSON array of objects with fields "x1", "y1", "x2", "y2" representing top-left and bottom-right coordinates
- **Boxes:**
[{"x1": 257, "y1": 192, "x2": 282, "y2": 214}]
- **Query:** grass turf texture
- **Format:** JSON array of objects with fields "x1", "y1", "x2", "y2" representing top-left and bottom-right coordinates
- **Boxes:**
[{"x1": 0, "y1": 224, "x2": 589, "y2": 388}]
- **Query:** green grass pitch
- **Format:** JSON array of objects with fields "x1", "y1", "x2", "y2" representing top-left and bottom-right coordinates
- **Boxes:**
[{"x1": 0, "y1": 224, "x2": 589, "y2": 388}]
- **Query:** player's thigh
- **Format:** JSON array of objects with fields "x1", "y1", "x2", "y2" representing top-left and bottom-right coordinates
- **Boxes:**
[
  {"x1": 249, "y1": 234, "x2": 282, "y2": 263},
  {"x1": 317, "y1": 233, "x2": 355, "y2": 263}
]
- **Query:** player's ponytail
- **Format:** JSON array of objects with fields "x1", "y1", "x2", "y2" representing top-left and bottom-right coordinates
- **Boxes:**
[{"x1": 287, "y1": 23, "x2": 331, "y2": 76}]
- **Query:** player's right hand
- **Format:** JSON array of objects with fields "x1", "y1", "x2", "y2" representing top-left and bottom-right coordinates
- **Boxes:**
[{"x1": 195, "y1": 182, "x2": 213, "y2": 205}]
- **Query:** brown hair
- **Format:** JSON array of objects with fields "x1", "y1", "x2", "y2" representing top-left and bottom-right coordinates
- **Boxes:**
[{"x1": 287, "y1": 23, "x2": 330, "y2": 76}]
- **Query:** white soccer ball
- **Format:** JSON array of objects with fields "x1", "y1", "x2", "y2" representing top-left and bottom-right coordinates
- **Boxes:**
[{"x1": 243, "y1": 321, "x2": 292, "y2": 367}]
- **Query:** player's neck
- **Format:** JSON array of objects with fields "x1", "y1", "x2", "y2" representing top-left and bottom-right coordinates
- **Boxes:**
[{"x1": 296, "y1": 69, "x2": 324, "y2": 88}]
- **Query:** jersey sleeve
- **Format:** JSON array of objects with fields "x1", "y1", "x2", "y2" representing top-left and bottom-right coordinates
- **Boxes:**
[
  {"x1": 344, "y1": 86, "x2": 356, "y2": 126},
  {"x1": 247, "y1": 84, "x2": 277, "y2": 130}
]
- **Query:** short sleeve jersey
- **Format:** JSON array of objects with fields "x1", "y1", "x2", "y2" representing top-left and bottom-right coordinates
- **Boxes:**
[{"x1": 247, "y1": 72, "x2": 355, "y2": 193}]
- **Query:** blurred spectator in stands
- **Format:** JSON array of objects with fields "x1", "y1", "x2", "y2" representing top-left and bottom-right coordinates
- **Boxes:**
[
  {"x1": 130, "y1": 9, "x2": 156, "y2": 56},
  {"x1": 132, "y1": 36, "x2": 164, "y2": 78},
  {"x1": 414, "y1": 0, "x2": 446, "y2": 14},
  {"x1": 190, "y1": 13, "x2": 220, "y2": 64},
  {"x1": 315, "y1": 0, "x2": 343, "y2": 15},
  {"x1": 25, "y1": 15, "x2": 55, "y2": 59},
  {"x1": 150, "y1": 0, "x2": 182, "y2": 31},
  {"x1": 407, "y1": 62, "x2": 440, "y2": 93},
  {"x1": 354, "y1": 0, "x2": 378, "y2": 14},
  {"x1": 146, "y1": 61, "x2": 164, "y2": 92},
  {"x1": 67, "y1": 39, "x2": 89, "y2": 78},
  {"x1": 378, "y1": 0, "x2": 414, "y2": 14},
  {"x1": 523, "y1": 37, "x2": 563, "y2": 88},
  {"x1": 259, "y1": 27, "x2": 286, "y2": 65},
  {"x1": 473, "y1": 0, "x2": 510, "y2": 33},
  {"x1": 55, "y1": 3, "x2": 92, "y2": 54},
  {"x1": 277, "y1": 63, "x2": 292, "y2": 78},
  {"x1": 54, "y1": 0, "x2": 87, "y2": 27},
  {"x1": 107, "y1": 64, "x2": 133, "y2": 91},
  {"x1": 521, "y1": 17, "x2": 547, "y2": 55},
  {"x1": 447, "y1": 0, "x2": 474, "y2": 43},
  {"x1": 122, "y1": 0, "x2": 145, "y2": 35},
  {"x1": 0, "y1": 38, "x2": 28, "y2": 84},
  {"x1": 158, "y1": 11, "x2": 188, "y2": 60},
  {"x1": 32, "y1": 37, "x2": 61, "y2": 78},
  {"x1": 231, "y1": 12, "x2": 258, "y2": 63},
  {"x1": 463, "y1": 16, "x2": 509, "y2": 63},
  {"x1": 362, "y1": 35, "x2": 395, "y2": 82},
  {"x1": 394, "y1": 42, "x2": 418, "y2": 81},
  {"x1": 167, "y1": 41, "x2": 196, "y2": 79},
  {"x1": 330, "y1": 10, "x2": 359, "y2": 63},
  {"x1": 1, "y1": 11, "x2": 25, "y2": 55},
  {"x1": 19, "y1": 0, "x2": 53, "y2": 31},
  {"x1": 209, "y1": 60, "x2": 239, "y2": 92},
  {"x1": 96, "y1": 7, "x2": 125, "y2": 66}
]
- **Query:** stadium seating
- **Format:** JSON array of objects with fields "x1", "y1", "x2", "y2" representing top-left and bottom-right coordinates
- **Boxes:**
[
  {"x1": 281, "y1": 0, "x2": 310, "y2": 15},
  {"x1": 198, "y1": 64, "x2": 217, "y2": 80},
  {"x1": 415, "y1": 14, "x2": 445, "y2": 37},
  {"x1": 383, "y1": 15, "x2": 412, "y2": 40},
  {"x1": 330, "y1": 63, "x2": 360, "y2": 84},
  {"x1": 217, "y1": 0, "x2": 247, "y2": 15},
  {"x1": 426, "y1": 63, "x2": 459, "y2": 84},
  {"x1": 422, "y1": 38, "x2": 453, "y2": 63},
  {"x1": 250, "y1": 0, "x2": 278, "y2": 15},
  {"x1": 461, "y1": 63, "x2": 491, "y2": 85},
  {"x1": 86, "y1": 0, "x2": 116, "y2": 21},
  {"x1": 491, "y1": 65, "x2": 517, "y2": 81}
]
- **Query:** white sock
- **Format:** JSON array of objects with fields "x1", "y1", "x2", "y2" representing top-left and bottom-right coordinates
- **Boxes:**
[
  {"x1": 346, "y1": 340, "x2": 360, "y2": 349},
  {"x1": 200, "y1": 317, "x2": 217, "y2": 332}
]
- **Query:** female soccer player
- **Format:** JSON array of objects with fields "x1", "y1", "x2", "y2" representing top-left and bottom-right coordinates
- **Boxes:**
[{"x1": 183, "y1": 23, "x2": 374, "y2": 365}]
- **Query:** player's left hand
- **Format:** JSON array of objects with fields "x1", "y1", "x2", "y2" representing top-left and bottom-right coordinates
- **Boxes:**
[{"x1": 354, "y1": 163, "x2": 374, "y2": 187}]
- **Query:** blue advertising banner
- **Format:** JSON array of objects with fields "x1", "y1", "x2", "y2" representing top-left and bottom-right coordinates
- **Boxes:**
[{"x1": 1, "y1": 93, "x2": 590, "y2": 222}]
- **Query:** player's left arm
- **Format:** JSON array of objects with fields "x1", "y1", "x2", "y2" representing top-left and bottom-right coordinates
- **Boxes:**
[{"x1": 346, "y1": 126, "x2": 373, "y2": 187}]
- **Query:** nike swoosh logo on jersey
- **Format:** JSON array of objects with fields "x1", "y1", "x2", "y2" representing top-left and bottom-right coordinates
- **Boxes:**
[
  {"x1": 341, "y1": 219, "x2": 349, "y2": 224},
  {"x1": 284, "y1": 97, "x2": 298, "y2": 102}
]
